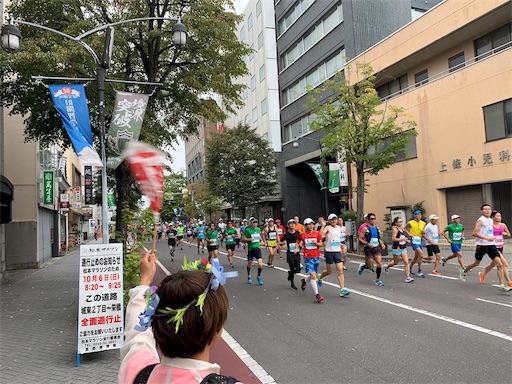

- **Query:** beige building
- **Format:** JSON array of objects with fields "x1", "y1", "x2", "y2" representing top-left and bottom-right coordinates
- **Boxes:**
[
  {"x1": 185, "y1": 117, "x2": 218, "y2": 184},
  {"x1": 347, "y1": 0, "x2": 511, "y2": 229}
]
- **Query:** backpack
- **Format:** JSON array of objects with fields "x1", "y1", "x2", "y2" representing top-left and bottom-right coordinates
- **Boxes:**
[{"x1": 134, "y1": 364, "x2": 239, "y2": 384}]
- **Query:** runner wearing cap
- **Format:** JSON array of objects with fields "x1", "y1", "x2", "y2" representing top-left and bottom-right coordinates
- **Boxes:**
[
  {"x1": 384, "y1": 216, "x2": 413, "y2": 282},
  {"x1": 318, "y1": 214, "x2": 350, "y2": 297},
  {"x1": 423, "y1": 214, "x2": 442, "y2": 275},
  {"x1": 243, "y1": 218, "x2": 266, "y2": 285},
  {"x1": 263, "y1": 218, "x2": 278, "y2": 267},
  {"x1": 337, "y1": 217, "x2": 348, "y2": 270},
  {"x1": 186, "y1": 221, "x2": 194, "y2": 246},
  {"x1": 240, "y1": 219, "x2": 248, "y2": 251},
  {"x1": 298, "y1": 218, "x2": 324, "y2": 302},
  {"x1": 404, "y1": 210, "x2": 426, "y2": 278},
  {"x1": 294, "y1": 216, "x2": 305, "y2": 233},
  {"x1": 205, "y1": 222, "x2": 219, "y2": 262},
  {"x1": 275, "y1": 219, "x2": 286, "y2": 260},
  {"x1": 280, "y1": 218, "x2": 301, "y2": 290},
  {"x1": 357, "y1": 213, "x2": 385, "y2": 286},
  {"x1": 441, "y1": 214, "x2": 465, "y2": 273},
  {"x1": 223, "y1": 220, "x2": 237, "y2": 268},
  {"x1": 195, "y1": 221, "x2": 206, "y2": 254}
]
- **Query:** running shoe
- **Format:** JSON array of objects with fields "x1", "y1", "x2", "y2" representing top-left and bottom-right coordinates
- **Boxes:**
[
  {"x1": 287, "y1": 271, "x2": 292, "y2": 281},
  {"x1": 248, "y1": 277, "x2": 252, "y2": 285},
  {"x1": 230, "y1": 264, "x2": 234, "y2": 268},
  {"x1": 432, "y1": 270, "x2": 441, "y2": 275},
  {"x1": 257, "y1": 277, "x2": 263, "y2": 285},
  {"x1": 340, "y1": 288, "x2": 350, "y2": 297},
  {"x1": 441, "y1": 258, "x2": 446, "y2": 267},
  {"x1": 343, "y1": 266, "x2": 347, "y2": 271},
  {"x1": 171, "y1": 256, "x2": 174, "y2": 262},
  {"x1": 375, "y1": 279, "x2": 384, "y2": 286},
  {"x1": 410, "y1": 270, "x2": 416, "y2": 276},
  {"x1": 317, "y1": 274, "x2": 323, "y2": 287},
  {"x1": 508, "y1": 282, "x2": 512, "y2": 287},
  {"x1": 405, "y1": 276, "x2": 414, "y2": 283},
  {"x1": 383, "y1": 264, "x2": 389, "y2": 274},
  {"x1": 459, "y1": 269, "x2": 466, "y2": 282},
  {"x1": 479, "y1": 271, "x2": 485, "y2": 284},
  {"x1": 418, "y1": 269, "x2": 425, "y2": 278},
  {"x1": 357, "y1": 263, "x2": 364, "y2": 276},
  {"x1": 316, "y1": 293, "x2": 324, "y2": 303},
  {"x1": 499, "y1": 285, "x2": 512, "y2": 292},
  {"x1": 301, "y1": 278, "x2": 306, "y2": 291},
  {"x1": 290, "y1": 284, "x2": 298, "y2": 290}
]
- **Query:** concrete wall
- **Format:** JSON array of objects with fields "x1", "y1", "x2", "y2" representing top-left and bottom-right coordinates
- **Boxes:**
[{"x1": 5, "y1": 221, "x2": 38, "y2": 269}]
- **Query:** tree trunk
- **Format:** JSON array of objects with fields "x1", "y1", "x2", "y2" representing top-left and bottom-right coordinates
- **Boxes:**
[
  {"x1": 115, "y1": 163, "x2": 132, "y2": 240},
  {"x1": 356, "y1": 167, "x2": 365, "y2": 222}
]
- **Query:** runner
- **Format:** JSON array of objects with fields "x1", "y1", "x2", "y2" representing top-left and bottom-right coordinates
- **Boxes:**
[
  {"x1": 186, "y1": 221, "x2": 194, "y2": 246},
  {"x1": 318, "y1": 214, "x2": 350, "y2": 297},
  {"x1": 357, "y1": 214, "x2": 371, "y2": 272},
  {"x1": 235, "y1": 222, "x2": 241, "y2": 249},
  {"x1": 218, "y1": 218, "x2": 226, "y2": 246},
  {"x1": 298, "y1": 218, "x2": 324, "y2": 302},
  {"x1": 404, "y1": 210, "x2": 426, "y2": 277},
  {"x1": 223, "y1": 220, "x2": 237, "y2": 268},
  {"x1": 263, "y1": 218, "x2": 278, "y2": 267},
  {"x1": 460, "y1": 204, "x2": 511, "y2": 291},
  {"x1": 337, "y1": 216, "x2": 348, "y2": 270},
  {"x1": 240, "y1": 219, "x2": 248, "y2": 250},
  {"x1": 279, "y1": 219, "x2": 301, "y2": 290},
  {"x1": 176, "y1": 222, "x2": 185, "y2": 250},
  {"x1": 480, "y1": 210, "x2": 512, "y2": 286},
  {"x1": 205, "y1": 222, "x2": 219, "y2": 262},
  {"x1": 384, "y1": 217, "x2": 414, "y2": 282},
  {"x1": 423, "y1": 214, "x2": 442, "y2": 275},
  {"x1": 195, "y1": 221, "x2": 206, "y2": 254},
  {"x1": 441, "y1": 214, "x2": 465, "y2": 270},
  {"x1": 357, "y1": 213, "x2": 385, "y2": 286},
  {"x1": 275, "y1": 219, "x2": 286, "y2": 260},
  {"x1": 294, "y1": 216, "x2": 305, "y2": 233},
  {"x1": 166, "y1": 224, "x2": 177, "y2": 262},
  {"x1": 243, "y1": 217, "x2": 266, "y2": 285}
]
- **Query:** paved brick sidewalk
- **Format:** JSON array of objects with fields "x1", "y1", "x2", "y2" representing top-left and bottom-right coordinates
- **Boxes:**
[{"x1": 0, "y1": 246, "x2": 119, "y2": 383}]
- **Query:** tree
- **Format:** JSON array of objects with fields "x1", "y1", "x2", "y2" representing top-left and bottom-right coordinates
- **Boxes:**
[
  {"x1": 160, "y1": 172, "x2": 187, "y2": 223},
  {"x1": 306, "y1": 62, "x2": 417, "y2": 221},
  {"x1": 0, "y1": 0, "x2": 251, "y2": 236},
  {"x1": 182, "y1": 181, "x2": 222, "y2": 222},
  {"x1": 205, "y1": 123, "x2": 278, "y2": 218}
]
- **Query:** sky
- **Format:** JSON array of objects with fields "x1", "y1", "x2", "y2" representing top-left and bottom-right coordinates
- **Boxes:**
[{"x1": 167, "y1": 0, "x2": 248, "y2": 174}]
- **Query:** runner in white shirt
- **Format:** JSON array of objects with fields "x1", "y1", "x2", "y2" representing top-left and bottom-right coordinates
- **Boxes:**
[{"x1": 423, "y1": 214, "x2": 442, "y2": 275}]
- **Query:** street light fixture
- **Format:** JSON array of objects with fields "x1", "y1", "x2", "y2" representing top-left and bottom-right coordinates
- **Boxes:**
[{"x1": 1, "y1": 16, "x2": 187, "y2": 244}]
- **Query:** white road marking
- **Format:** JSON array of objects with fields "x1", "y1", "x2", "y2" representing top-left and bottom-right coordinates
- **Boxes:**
[{"x1": 476, "y1": 298, "x2": 512, "y2": 308}]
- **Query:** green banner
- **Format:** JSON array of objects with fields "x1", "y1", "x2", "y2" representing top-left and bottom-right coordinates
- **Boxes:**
[
  {"x1": 328, "y1": 163, "x2": 340, "y2": 193},
  {"x1": 43, "y1": 170, "x2": 54, "y2": 205},
  {"x1": 107, "y1": 193, "x2": 116, "y2": 207},
  {"x1": 307, "y1": 163, "x2": 326, "y2": 190},
  {"x1": 106, "y1": 91, "x2": 149, "y2": 169}
]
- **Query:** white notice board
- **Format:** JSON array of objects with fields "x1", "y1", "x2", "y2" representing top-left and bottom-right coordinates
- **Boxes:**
[{"x1": 77, "y1": 243, "x2": 124, "y2": 354}]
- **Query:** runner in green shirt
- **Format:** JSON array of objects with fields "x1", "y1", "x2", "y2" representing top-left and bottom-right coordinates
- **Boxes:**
[
  {"x1": 243, "y1": 218, "x2": 266, "y2": 285},
  {"x1": 441, "y1": 214, "x2": 465, "y2": 270},
  {"x1": 205, "y1": 222, "x2": 219, "y2": 262},
  {"x1": 223, "y1": 220, "x2": 238, "y2": 268}
]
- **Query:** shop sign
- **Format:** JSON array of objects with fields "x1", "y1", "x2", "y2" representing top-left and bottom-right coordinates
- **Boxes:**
[{"x1": 43, "y1": 170, "x2": 54, "y2": 205}]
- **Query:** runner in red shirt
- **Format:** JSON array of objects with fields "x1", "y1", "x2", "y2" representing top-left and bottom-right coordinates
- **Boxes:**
[
  {"x1": 298, "y1": 218, "x2": 324, "y2": 303},
  {"x1": 275, "y1": 219, "x2": 286, "y2": 260}
]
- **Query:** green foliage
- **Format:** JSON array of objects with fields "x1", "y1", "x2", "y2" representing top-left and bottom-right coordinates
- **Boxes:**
[
  {"x1": 205, "y1": 123, "x2": 278, "y2": 212},
  {"x1": 383, "y1": 213, "x2": 392, "y2": 230},
  {"x1": 161, "y1": 172, "x2": 187, "y2": 222},
  {"x1": 306, "y1": 62, "x2": 417, "y2": 221},
  {"x1": 341, "y1": 209, "x2": 357, "y2": 222},
  {"x1": 182, "y1": 182, "x2": 222, "y2": 222},
  {"x1": 123, "y1": 249, "x2": 142, "y2": 306},
  {"x1": 411, "y1": 201, "x2": 427, "y2": 219}
]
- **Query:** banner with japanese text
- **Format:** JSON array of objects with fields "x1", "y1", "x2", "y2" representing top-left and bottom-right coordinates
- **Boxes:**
[
  {"x1": 328, "y1": 163, "x2": 340, "y2": 193},
  {"x1": 43, "y1": 170, "x2": 54, "y2": 205},
  {"x1": 106, "y1": 92, "x2": 149, "y2": 169},
  {"x1": 48, "y1": 85, "x2": 102, "y2": 167},
  {"x1": 84, "y1": 166, "x2": 93, "y2": 205},
  {"x1": 307, "y1": 163, "x2": 325, "y2": 190},
  {"x1": 78, "y1": 243, "x2": 124, "y2": 354}
]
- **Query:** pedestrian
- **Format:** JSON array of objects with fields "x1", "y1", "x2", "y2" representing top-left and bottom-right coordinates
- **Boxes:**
[
  {"x1": 223, "y1": 220, "x2": 237, "y2": 268},
  {"x1": 298, "y1": 218, "x2": 324, "y2": 302},
  {"x1": 357, "y1": 213, "x2": 385, "y2": 286},
  {"x1": 195, "y1": 221, "x2": 206, "y2": 254},
  {"x1": 118, "y1": 250, "x2": 238, "y2": 383},
  {"x1": 205, "y1": 222, "x2": 219, "y2": 262},
  {"x1": 460, "y1": 204, "x2": 511, "y2": 291},
  {"x1": 441, "y1": 214, "x2": 465, "y2": 270},
  {"x1": 318, "y1": 214, "x2": 350, "y2": 297},
  {"x1": 279, "y1": 219, "x2": 301, "y2": 290},
  {"x1": 275, "y1": 219, "x2": 286, "y2": 260},
  {"x1": 479, "y1": 210, "x2": 512, "y2": 287},
  {"x1": 186, "y1": 221, "x2": 194, "y2": 246},
  {"x1": 176, "y1": 222, "x2": 185, "y2": 250},
  {"x1": 93, "y1": 225, "x2": 98, "y2": 241},
  {"x1": 243, "y1": 217, "x2": 265, "y2": 285},
  {"x1": 263, "y1": 218, "x2": 278, "y2": 267},
  {"x1": 294, "y1": 216, "x2": 305, "y2": 233},
  {"x1": 167, "y1": 224, "x2": 177, "y2": 262},
  {"x1": 423, "y1": 214, "x2": 442, "y2": 275},
  {"x1": 404, "y1": 210, "x2": 426, "y2": 277},
  {"x1": 384, "y1": 217, "x2": 414, "y2": 282}
]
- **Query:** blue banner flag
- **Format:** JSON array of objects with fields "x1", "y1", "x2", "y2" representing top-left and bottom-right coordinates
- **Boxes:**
[{"x1": 49, "y1": 85, "x2": 102, "y2": 167}]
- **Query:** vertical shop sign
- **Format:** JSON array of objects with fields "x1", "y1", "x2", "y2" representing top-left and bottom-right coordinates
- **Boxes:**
[
  {"x1": 43, "y1": 170, "x2": 54, "y2": 205},
  {"x1": 84, "y1": 166, "x2": 93, "y2": 205},
  {"x1": 77, "y1": 243, "x2": 124, "y2": 355}
]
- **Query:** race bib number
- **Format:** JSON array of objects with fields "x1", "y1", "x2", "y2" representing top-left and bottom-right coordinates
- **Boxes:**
[
  {"x1": 370, "y1": 238, "x2": 379, "y2": 247},
  {"x1": 412, "y1": 236, "x2": 421, "y2": 245},
  {"x1": 289, "y1": 243, "x2": 296, "y2": 252},
  {"x1": 453, "y1": 232, "x2": 462, "y2": 241},
  {"x1": 340, "y1": 232, "x2": 346, "y2": 242},
  {"x1": 227, "y1": 235, "x2": 233, "y2": 242},
  {"x1": 495, "y1": 235, "x2": 504, "y2": 247},
  {"x1": 277, "y1": 228, "x2": 283, "y2": 235},
  {"x1": 187, "y1": 230, "x2": 192, "y2": 235},
  {"x1": 399, "y1": 235, "x2": 406, "y2": 245},
  {"x1": 330, "y1": 240, "x2": 341, "y2": 251},
  {"x1": 251, "y1": 234, "x2": 260, "y2": 243},
  {"x1": 305, "y1": 238, "x2": 317, "y2": 250},
  {"x1": 432, "y1": 234, "x2": 439, "y2": 244},
  {"x1": 269, "y1": 232, "x2": 277, "y2": 240},
  {"x1": 210, "y1": 239, "x2": 217, "y2": 245},
  {"x1": 486, "y1": 226, "x2": 494, "y2": 237}
]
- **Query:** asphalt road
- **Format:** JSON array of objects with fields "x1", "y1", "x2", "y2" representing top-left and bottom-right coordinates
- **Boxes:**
[{"x1": 153, "y1": 239, "x2": 512, "y2": 384}]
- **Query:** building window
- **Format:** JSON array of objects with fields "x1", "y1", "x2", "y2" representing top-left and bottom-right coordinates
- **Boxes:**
[
  {"x1": 414, "y1": 69, "x2": 428, "y2": 87},
  {"x1": 252, "y1": 107, "x2": 258, "y2": 123},
  {"x1": 475, "y1": 23, "x2": 511, "y2": 58},
  {"x1": 261, "y1": 98, "x2": 267, "y2": 115},
  {"x1": 240, "y1": 26, "x2": 245, "y2": 41},
  {"x1": 377, "y1": 74, "x2": 408, "y2": 99},
  {"x1": 277, "y1": 0, "x2": 314, "y2": 36},
  {"x1": 448, "y1": 52, "x2": 465, "y2": 73},
  {"x1": 259, "y1": 65, "x2": 265, "y2": 82},
  {"x1": 251, "y1": 76, "x2": 256, "y2": 91},
  {"x1": 258, "y1": 32, "x2": 264, "y2": 49},
  {"x1": 368, "y1": 133, "x2": 417, "y2": 163},
  {"x1": 244, "y1": 114, "x2": 250, "y2": 124},
  {"x1": 483, "y1": 98, "x2": 512, "y2": 142},
  {"x1": 248, "y1": 13, "x2": 253, "y2": 30},
  {"x1": 243, "y1": 87, "x2": 248, "y2": 100},
  {"x1": 256, "y1": 0, "x2": 262, "y2": 17},
  {"x1": 411, "y1": 8, "x2": 426, "y2": 21},
  {"x1": 283, "y1": 114, "x2": 316, "y2": 143},
  {"x1": 249, "y1": 44, "x2": 254, "y2": 61}
]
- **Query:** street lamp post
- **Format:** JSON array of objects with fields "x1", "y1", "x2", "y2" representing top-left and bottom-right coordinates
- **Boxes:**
[{"x1": 1, "y1": 17, "x2": 187, "y2": 244}]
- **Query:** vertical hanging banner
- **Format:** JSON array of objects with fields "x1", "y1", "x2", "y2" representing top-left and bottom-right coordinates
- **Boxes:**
[
  {"x1": 49, "y1": 85, "x2": 102, "y2": 167},
  {"x1": 78, "y1": 243, "x2": 123, "y2": 354},
  {"x1": 43, "y1": 170, "x2": 54, "y2": 205},
  {"x1": 106, "y1": 92, "x2": 149, "y2": 169},
  {"x1": 328, "y1": 163, "x2": 341, "y2": 193},
  {"x1": 339, "y1": 162, "x2": 349, "y2": 187},
  {"x1": 84, "y1": 166, "x2": 93, "y2": 205},
  {"x1": 307, "y1": 163, "x2": 325, "y2": 190}
]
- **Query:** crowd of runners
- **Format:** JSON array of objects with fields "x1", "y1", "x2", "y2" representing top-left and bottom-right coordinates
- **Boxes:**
[{"x1": 153, "y1": 203, "x2": 511, "y2": 303}]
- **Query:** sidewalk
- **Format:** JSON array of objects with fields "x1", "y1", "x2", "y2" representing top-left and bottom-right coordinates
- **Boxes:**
[{"x1": 0, "y1": 241, "x2": 262, "y2": 384}]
